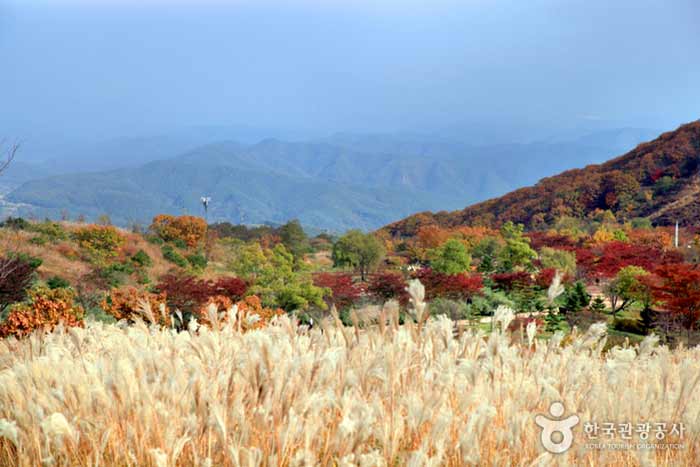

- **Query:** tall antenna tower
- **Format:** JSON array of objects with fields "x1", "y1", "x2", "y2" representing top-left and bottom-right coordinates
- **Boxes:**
[{"x1": 200, "y1": 196, "x2": 211, "y2": 223}]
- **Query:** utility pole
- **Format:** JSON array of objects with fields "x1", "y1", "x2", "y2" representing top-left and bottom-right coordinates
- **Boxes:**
[
  {"x1": 675, "y1": 221, "x2": 679, "y2": 248},
  {"x1": 200, "y1": 196, "x2": 211, "y2": 261}
]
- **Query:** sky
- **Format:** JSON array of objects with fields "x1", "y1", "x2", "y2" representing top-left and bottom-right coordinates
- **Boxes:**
[{"x1": 1, "y1": 0, "x2": 699, "y2": 143}]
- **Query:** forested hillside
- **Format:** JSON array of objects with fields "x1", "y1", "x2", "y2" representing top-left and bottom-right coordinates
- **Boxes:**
[{"x1": 384, "y1": 121, "x2": 700, "y2": 238}]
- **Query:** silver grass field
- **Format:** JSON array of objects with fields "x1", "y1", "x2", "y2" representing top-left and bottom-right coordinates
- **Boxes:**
[{"x1": 0, "y1": 281, "x2": 698, "y2": 466}]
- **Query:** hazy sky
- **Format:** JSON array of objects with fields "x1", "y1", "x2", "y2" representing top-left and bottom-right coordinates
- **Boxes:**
[{"x1": 1, "y1": 0, "x2": 699, "y2": 141}]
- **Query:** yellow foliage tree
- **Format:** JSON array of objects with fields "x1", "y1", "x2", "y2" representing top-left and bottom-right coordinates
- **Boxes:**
[{"x1": 150, "y1": 215, "x2": 207, "y2": 248}]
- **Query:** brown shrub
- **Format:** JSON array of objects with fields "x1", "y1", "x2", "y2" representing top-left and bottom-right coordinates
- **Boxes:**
[{"x1": 0, "y1": 287, "x2": 84, "y2": 338}]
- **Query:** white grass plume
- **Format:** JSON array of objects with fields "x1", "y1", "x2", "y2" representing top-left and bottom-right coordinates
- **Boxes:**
[{"x1": 0, "y1": 306, "x2": 698, "y2": 466}]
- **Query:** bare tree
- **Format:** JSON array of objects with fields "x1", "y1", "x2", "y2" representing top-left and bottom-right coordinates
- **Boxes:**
[{"x1": 0, "y1": 140, "x2": 19, "y2": 175}]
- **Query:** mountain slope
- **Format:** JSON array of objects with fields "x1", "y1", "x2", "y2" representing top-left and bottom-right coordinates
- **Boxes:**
[
  {"x1": 6, "y1": 155, "x2": 459, "y2": 231},
  {"x1": 383, "y1": 121, "x2": 700, "y2": 237},
  {"x1": 5, "y1": 129, "x2": 660, "y2": 231}
]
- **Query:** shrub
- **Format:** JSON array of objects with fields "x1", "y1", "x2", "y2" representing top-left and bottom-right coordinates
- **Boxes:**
[
  {"x1": 0, "y1": 256, "x2": 38, "y2": 311},
  {"x1": 101, "y1": 287, "x2": 169, "y2": 325},
  {"x1": 429, "y1": 298, "x2": 469, "y2": 321},
  {"x1": 73, "y1": 225, "x2": 125, "y2": 261},
  {"x1": 0, "y1": 287, "x2": 84, "y2": 338},
  {"x1": 173, "y1": 238, "x2": 188, "y2": 249},
  {"x1": 612, "y1": 317, "x2": 646, "y2": 335},
  {"x1": 313, "y1": 273, "x2": 365, "y2": 309},
  {"x1": 184, "y1": 294, "x2": 283, "y2": 331},
  {"x1": 544, "y1": 309, "x2": 566, "y2": 333},
  {"x1": 29, "y1": 221, "x2": 67, "y2": 241},
  {"x1": 146, "y1": 235, "x2": 164, "y2": 245},
  {"x1": 136, "y1": 270, "x2": 151, "y2": 285},
  {"x1": 413, "y1": 268, "x2": 483, "y2": 300},
  {"x1": 235, "y1": 295, "x2": 284, "y2": 331},
  {"x1": 92, "y1": 263, "x2": 132, "y2": 289},
  {"x1": 0, "y1": 216, "x2": 29, "y2": 230},
  {"x1": 161, "y1": 245, "x2": 188, "y2": 268},
  {"x1": 196, "y1": 295, "x2": 233, "y2": 317},
  {"x1": 511, "y1": 286, "x2": 546, "y2": 314},
  {"x1": 155, "y1": 274, "x2": 247, "y2": 313},
  {"x1": 46, "y1": 276, "x2": 70, "y2": 290},
  {"x1": 186, "y1": 252, "x2": 208, "y2": 270},
  {"x1": 560, "y1": 281, "x2": 591, "y2": 313},
  {"x1": 150, "y1": 214, "x2": 207, "y2": 248},
  {"x1": 29, "y1": 236, "x2": 48, "y2": 246},
  {"x1": 131, "y1": 249, "x2": 152, "y2": 267},
  {"x1": 14, "y1": 253, "x2": 42, "y2": 269},
  {"x1": 590, "y1": 296, "x2": 607, "y2": 313},
  {"x1": 56, "y1": 243, "x2": 80, "y2": 260},
  {"x1": 467, "y1": 287, "x2": 515, "y2": 316},
  {"x1": 367, "y1": 272, "x2": 409, "y2": 306}
]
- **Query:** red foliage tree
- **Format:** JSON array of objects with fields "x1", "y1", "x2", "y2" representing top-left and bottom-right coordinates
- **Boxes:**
[
  {"x1": 592, "y1": 242, "x2": 683, "y2": 279},
  {"x1": 155, "y1": 274, "x2": 247, "y2": 312},
  {"x1": 313, "y1": 273, "x2": 365, "y2": 309},
  {"x1": 491, "y1": 271, "x2": 532, "y2": 291},
  {"x1": 533, "y1": 268, "x2": 573, "y2": 288},
  {"x1": 413, "y1": 268, "x2": 483, "y2": 301},
  {"x1": 645, "y1": 263, "x2": 700, "y2": 342},
  {"x1": 367, "y1": 272, "x2": 409, "y2": 306},
  {"x1": 569, "y1": 247, "x2": 597, "y2": 280},
  {"x1": 0, "y1": 256, "x2": 37, "y2": 311},
  {"x1": 526, "y1": 232, "x2": 578, "y2": 250}
]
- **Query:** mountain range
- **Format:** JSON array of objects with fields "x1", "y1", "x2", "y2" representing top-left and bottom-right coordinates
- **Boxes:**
[
  {"x1": 383, "y1": 120, "x2": 700, "y2": 238},
  {"x1": 3, "y1": 127, "x2": 660, "y2": 231}
]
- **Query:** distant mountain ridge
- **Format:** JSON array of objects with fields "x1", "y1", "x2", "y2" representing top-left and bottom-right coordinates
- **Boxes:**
[
  {"x1": 383, "y1": 121, "x2": 700, "y2": 237},
  {"x1": 4, "y1": 128, "x2": 660, "y2": 231}
]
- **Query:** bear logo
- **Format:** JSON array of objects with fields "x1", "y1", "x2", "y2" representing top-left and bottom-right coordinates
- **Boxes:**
[{"x1": 535, "y1": 402, "x2": 579, "y2": 453}]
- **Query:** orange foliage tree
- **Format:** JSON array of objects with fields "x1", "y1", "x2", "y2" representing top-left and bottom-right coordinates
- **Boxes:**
[
  {"x1": 150, "y1": 215, "x2": 207, "y2": 248},
  {"x1": 453, "y1": 226, "x2": 497, "y2": 249},
  {"x1": 101, "y1": 287, "x2": 169, "y2": 325},
  {"x1": 0, "y1": 287, "x2": 85, "y2": 338},
  {"x1": 235, "y1": 295, "x2": 284, "y2": 331},
  {"x1": 626, "y1": 228, "x2": 673, "y2": 249},
  {"x1": 189, "y1": 295, "x2": 283, "y2": 331},
  {"x1": 416, "y1": 226, "x2": 452, "y2": 250}
]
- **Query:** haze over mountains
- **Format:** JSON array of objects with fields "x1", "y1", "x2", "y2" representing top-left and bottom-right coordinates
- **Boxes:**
[{"x1": 3, "y1": 127, "x2": 659, "y2": 231}]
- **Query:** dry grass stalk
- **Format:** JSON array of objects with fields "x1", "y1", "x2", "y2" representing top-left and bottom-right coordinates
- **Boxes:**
[{"x1": 0, "y1": 310, "x2": 698, "y2": 466}]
